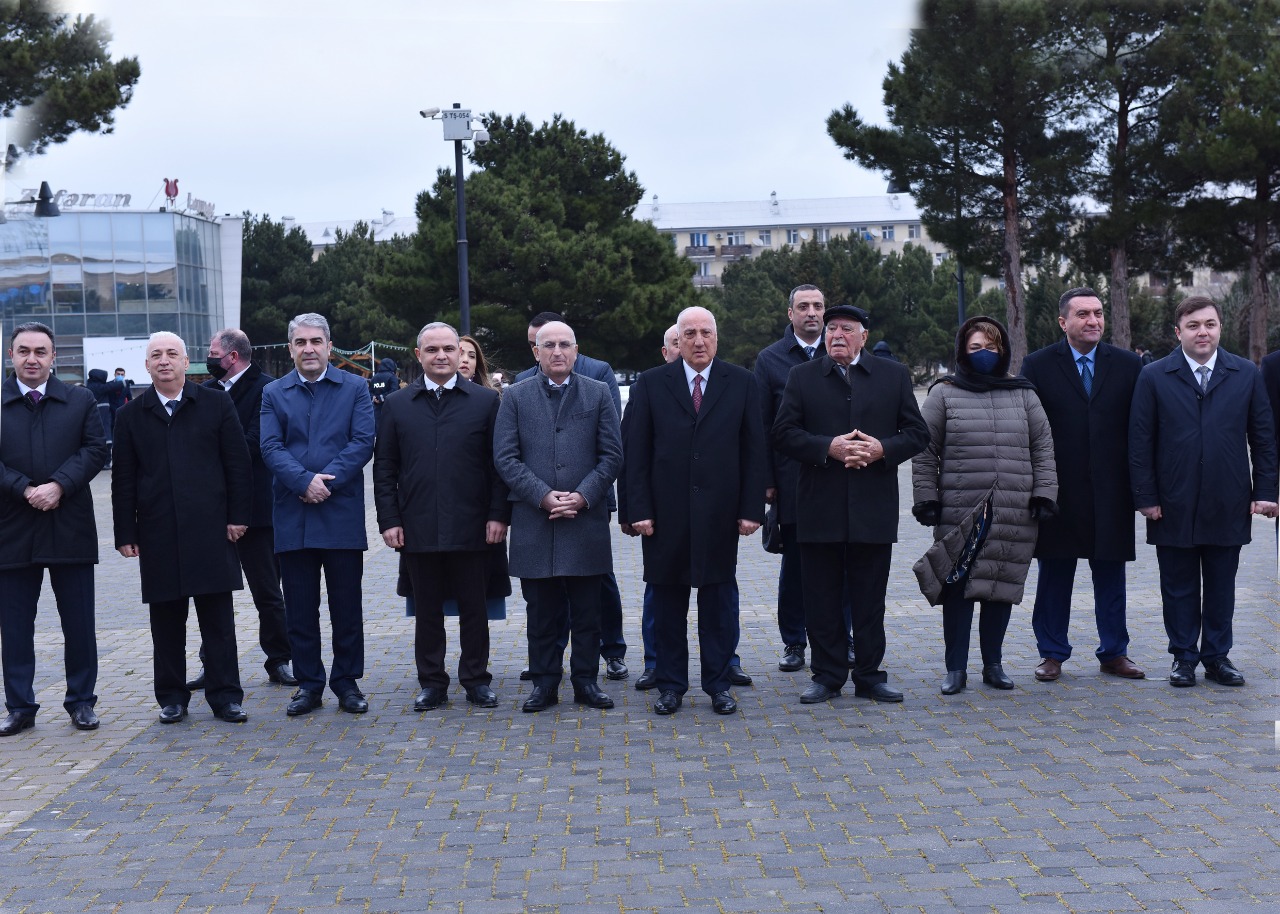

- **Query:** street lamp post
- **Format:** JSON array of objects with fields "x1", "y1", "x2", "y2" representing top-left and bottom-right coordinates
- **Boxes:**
[{"x1": 421, "y1": 103, "x2": 489, "y2": 336}]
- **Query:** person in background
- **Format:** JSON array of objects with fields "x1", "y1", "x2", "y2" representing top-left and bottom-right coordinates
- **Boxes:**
[
  {"x1": 369, "y1": 357, "x2": 401, "y2": 426},
  {"x1": 459, "y1": 335, "x2": 502, "y2": 394},
  {"x1": 912, "y1": 317, "x2": 1057, "y2": 696}
]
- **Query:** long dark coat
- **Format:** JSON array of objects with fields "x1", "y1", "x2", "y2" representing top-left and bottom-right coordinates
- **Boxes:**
[
  {"x1": 374, "y1": 376, "x2": 509, "y2": 551},
  {"x1": 772, "y1": 354, "x2": 928, "y2": 544},
  {"x1": 0, "y1": 376, "x2": 110, "y2": 569},
  {"x1": 1262, "y1": 349, "x2": 1280, "y2": 457},
  {"x1": 621, "y1": 358, "x2": 767, "y2": 588},
  {"x1": 1129, "y1": 349, "x2": 1278, "y2": 547},
  {"x1": 495, "y1": 372, "x2": 621, "y2": 579},
  {"x1": 1020, "y1": 339, "x2": 1141, "y2": 561},
  {"x1": 111, "y1": 382, "x2": 252, "y2": 603},
  {"x1": 754, "y1": 326, "x2": 825, "y2": 525},
  {"x1": 203, "y1": 362, "x2": 276, "y2": 528}
]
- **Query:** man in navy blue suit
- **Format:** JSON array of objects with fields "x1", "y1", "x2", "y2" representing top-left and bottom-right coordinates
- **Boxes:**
[
  {"x1": 1129, "y1": 296, "x2": 1277, "y2": 688},
  {"x1": 1021, "y1": 288, "x2": 1145, "y2": 683}
]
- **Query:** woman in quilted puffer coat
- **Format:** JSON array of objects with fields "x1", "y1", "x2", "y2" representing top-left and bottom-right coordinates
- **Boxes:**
[{"x1": 911, "y1": 316, "x2": 1057, "y2": 696}]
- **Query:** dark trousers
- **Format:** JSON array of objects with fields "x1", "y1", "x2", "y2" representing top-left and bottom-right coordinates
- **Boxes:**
[
  {"x1": 779, "y1": 523, "x2": 854, "y2": 649},
  {"x1": 149, "y1": 592, "x2": 242, "y2": 711},
  {"x1": 651, "y1": 581, "x2": 737, "y2": 697},
  {"x1": 641, "y1": 583, "x2": 656, "y2": 670},
  {"x1": 1031, "y1": 557, "x2": 1129, "y2": 663},
  {"x1": 940, "y1": 582, "x2": 1012, "y2": 671},
  {"x1": 523, "y1": 575, "x2": 602, "y2": 693},
  {"x1": 0, "y1": 564, "x2": 97, "y2": 714},
  {"x1": 547, "y1": 571, "x2": 627, "y2": 660},
  {"x1": 1156, "y1": 544, "x2": 1241, "y2": 664},
  {"x1": 800, "y1": 542, "x2": 891, "y2": 691},
  {"x1": 406, "y1": 550, "x2": 490, "y2": 690},
  {"x1": 198, "y1": 525, "x2": 291, "y2": 672},
  {"x1": 279, "y1": 548, "x2": 365, "y2": 697}
]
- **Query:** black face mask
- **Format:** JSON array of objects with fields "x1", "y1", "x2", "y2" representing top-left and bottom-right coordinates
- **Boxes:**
[{"x1": 206, "y1": 355, "x2": 228, "y2": 380}]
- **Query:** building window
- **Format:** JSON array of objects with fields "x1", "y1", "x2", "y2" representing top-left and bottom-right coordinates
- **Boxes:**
[
  {"x1": 814, "y1": 227, "x2": 830, "y2": 244},
  {"x1": 758, "y1": 230, "x2": 772, "y2": 246},
  {"x1": 690, "y1": 232, "x2": 708, "y2": 247},
  {"x1": 881, "y1": 225, "x2": 895, "y2": 241},
  {"x1": 786, "y1": 229, "x2": 800, "y2": 245},
  {"x1": 695, "y1": 262, "x2": 711, "y2": 276},
  {"x1": 908, "y1": 223, "x2": 922, "y2": 240},
  {"x1": 667, "y1": 233, "x2": 678, "y2": 249},
  {"x1": 726, "y1": 231, "x2": 745, "y2": 246},
  {"x1": 935, "y1": 252, "x2": 945, "y2": 265},
  {"x1": 856, "y1": 225, "x2": 871, "y2": 241}
]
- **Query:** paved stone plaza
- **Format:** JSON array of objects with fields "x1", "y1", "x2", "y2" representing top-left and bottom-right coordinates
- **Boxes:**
[{"x1": 0, "y1": 460, "x2": 1277, "y2": 913}]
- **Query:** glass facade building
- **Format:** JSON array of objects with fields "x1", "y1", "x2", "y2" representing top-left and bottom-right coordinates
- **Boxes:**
[{"x1": 0, "y1": 211, "x2": 231, "y2": 382}]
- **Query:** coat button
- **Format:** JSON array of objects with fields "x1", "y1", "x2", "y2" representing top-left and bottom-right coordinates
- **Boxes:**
[{"x1": 693, "y1": 486, "x2": 700, "y2": 494}]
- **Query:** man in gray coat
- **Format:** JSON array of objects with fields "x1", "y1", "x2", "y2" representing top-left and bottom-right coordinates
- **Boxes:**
[{"x1": 495, "y1": 320, "x2": 623, "y2": 713}]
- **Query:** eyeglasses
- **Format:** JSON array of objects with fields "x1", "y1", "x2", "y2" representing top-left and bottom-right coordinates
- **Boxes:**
[{"x1": 537, "y1": 341, "x2": 575, "y2": 351}]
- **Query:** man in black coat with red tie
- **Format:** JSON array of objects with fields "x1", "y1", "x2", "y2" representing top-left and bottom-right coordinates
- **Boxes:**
[
  {"x1": 622, "y1": 306, "x2": 766, "y2": 716},
  {"x1": 1020, "y1": 288, "x2": 1145, "y2": 683},
  {"x1": 187, "y1": 328, "x2": 295, "y2": 690},
  {"x1": 772, "y1": 305, "x2": 928, "y2": 705}
]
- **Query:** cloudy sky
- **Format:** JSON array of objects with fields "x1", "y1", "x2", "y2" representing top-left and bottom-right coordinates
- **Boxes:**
[{"x1": 12, "y1": 0, "x2": 916, "y2": 224}]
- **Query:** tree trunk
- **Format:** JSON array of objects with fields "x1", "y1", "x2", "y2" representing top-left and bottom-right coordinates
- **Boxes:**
[
  {"x1": 1247, "y1": 173, "x2": 1271, "y2": 364},
  {"x1": 1110, "y1": 246, "x2": 1132, "y2": 351},
  {"x1": 1001, "y1": 148, "x2": 1027, "y2": 372}
]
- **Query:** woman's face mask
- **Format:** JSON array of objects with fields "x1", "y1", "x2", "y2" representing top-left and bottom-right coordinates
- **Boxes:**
[{"x1": 968, "y1": 349, "x2": 1000, "y2": 375}]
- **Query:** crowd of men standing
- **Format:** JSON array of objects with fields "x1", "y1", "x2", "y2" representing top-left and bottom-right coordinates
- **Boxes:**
[{"x1": 0, "y1": 284, "x2": 1276, "y2": 734}]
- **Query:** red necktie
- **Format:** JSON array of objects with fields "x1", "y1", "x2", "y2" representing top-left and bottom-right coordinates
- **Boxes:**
[{"x1": 692, "y1": 374, "x2": 703, "y2": 413}]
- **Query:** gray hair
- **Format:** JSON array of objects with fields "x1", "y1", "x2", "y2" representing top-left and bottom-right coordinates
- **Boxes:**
[
  {"x1": 287, "y1": 313, "x2": 331, "y2": 343},
  {"x1": 147, "y1": 331, "x2": 187, "y2": 357},
  {"x1": 416, "y1": 321, "x2": 460, "y2": 348},
  {"x1": 212, "y1": 327, "x2": 252, "y2": 360}
]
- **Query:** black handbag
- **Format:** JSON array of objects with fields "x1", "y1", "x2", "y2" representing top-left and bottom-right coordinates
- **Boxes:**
[{"x1": 762, "y1": 502, "x2": 783, "y2": 554}]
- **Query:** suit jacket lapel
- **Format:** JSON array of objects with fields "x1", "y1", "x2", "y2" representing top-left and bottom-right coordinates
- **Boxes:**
[
  {"x1": 1089, "y1": 343, "x2": 1109, "y2": 399},
  {"x1": 695, "y1": 359, "x2": 728, "y2": 420},
  {"x1": 666, "y1": 361, "x2": 697, "y2": 419},
  {"x1": 1056, "y1": 339, "x2": 1089, "y2": 403},
  {"x1": 1205, "y1": 353, "x2": 1231, "y2": 395}
]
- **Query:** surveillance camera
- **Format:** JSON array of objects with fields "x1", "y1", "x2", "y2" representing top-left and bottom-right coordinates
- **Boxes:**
[
  {"x1": 419, "y1": 107, "x2": 440, "y2": 119},
  {"x1": 473, "y1": 129, "x2": 490, "y2": 145}
]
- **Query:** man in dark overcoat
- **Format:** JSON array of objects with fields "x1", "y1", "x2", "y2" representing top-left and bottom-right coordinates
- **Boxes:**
[
  {"x1": 260, "y1": 313, "x2": 376, "y2": 716},
  {"x1": 496, "y1": 320, "x2": 622, "y2": 713},
  {"x1": 112, "y1": 331, "x2": 252, "y2": 724},
  {"x1": 0, "y1": 322, "x2": 111, "y2": 736},
  {"x1": 375, "y1": 322, "x2": 509, "y2": 712},
  {"x1": 1020, "y1": 288, "x2": 1145, "y2": 683},
  {"x1": 621, "y1": 306, "x2": 766, "y2": 716},
  {"x1": 773, "y1": 305, "x2": 928, "y2": 705},
  {"x1": 1129, "y1": 296, "x2": 1278, "y2": 688},
  {"x1": 754, "y1": 283, "x2": 850, "y2": 674},
  {"x1": 187, "y1": 328, "x2": 295, "y2": 690}
]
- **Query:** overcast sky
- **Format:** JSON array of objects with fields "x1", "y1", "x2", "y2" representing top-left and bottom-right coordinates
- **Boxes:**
[{"x1": 12, "y1": 0, "x2": 916, "y2": 224}]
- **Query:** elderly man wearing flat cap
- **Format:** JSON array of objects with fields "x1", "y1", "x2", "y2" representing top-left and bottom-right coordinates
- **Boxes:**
[{"x1": 772, "y1": 304, "x2": 928, "y2": 704}]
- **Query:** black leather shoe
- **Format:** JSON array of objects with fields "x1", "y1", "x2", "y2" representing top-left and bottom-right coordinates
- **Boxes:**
[
  {"x1": 1169, "y1": 660, "x2": 1197, "y2": 687},
  {"x1": 1203, "y1": 658, "x2": 1244, "y2": 686},
  {"x1": 605, "y1": 658, "x2": 629, "y2": 681},
  {"x1": 338, "y1": 691, "x2": 369, "y2": 714},
  {"x1": 941, "y1": 671, "x2": 967, "y2": 695},
  {"x1": 185, "y1": 669, "x2": 206, "y2": 691},
  {"x1": 287, "y1": 689, "x2": 324, "y2": 716},
  {"x1": 465, "y1": 685, "x2": 499, "y2": 708},
  {"x1": 982, "y1": 664, "x2": 1015, "y2": 690},
  {"x1": 573, "y1": 684, "x2": 615, "y2": 709},
  {"x1": 519, "y1": 667, "x2": 533, "y2": 681},
  {"x1": 800, "y1": 682, "x2": 840, "y2": 704},
  {"x1": 635, "y1": 668, "x2": 658, "y2": 690},
  {"x1": 727, "y1": 665, "x2": 753, "y2": 687},
  {"x1": 158, "y1": 704, "x2": 187, "y2": 724},
  {"x1": 0, "y1": 711, "x2": 36, "y2": 736},
  {"x1": 69, "y1": 704, "x2": 99, "y2": 730},
  {"x1": 854, "y1": 682, "x2": 904, "y2": 703},
  {"x1": 268, "y1": 662, "x2": 298, "y2": 686},
  {"x1": 522, "y1": 685, "x2": 558, "y2": 713},
  {"x1": 214, "y1": 703, "x2": 248, "y2": 723},
  {"x1": 414, "y1": 687, "x2": 448, "y2": 711},
  {"x1": 710, "y1": 691, "x2": 737, "y2": 714},
  {"x1": 779, "y1": 645, "x2": 806, "y2": 672},
  {"x1": 654, "y1": 690, "x2": 682, "y2": 715}
]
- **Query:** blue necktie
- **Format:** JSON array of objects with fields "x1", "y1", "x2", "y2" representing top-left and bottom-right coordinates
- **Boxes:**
[{"x1": 1078, "y1": 356, "x2": 1092, "y2": 398}]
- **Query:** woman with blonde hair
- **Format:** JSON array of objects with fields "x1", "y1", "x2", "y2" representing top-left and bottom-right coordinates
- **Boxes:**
[{"x1": 459, "y1": 335, "x2": 501, "y2": 392}]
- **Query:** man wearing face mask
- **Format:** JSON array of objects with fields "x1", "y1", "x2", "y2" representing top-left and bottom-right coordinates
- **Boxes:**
[
  {"x1": 772, "y1": 305, "x2": 929, "y2": 705},
  {"x1": 186, "y1": 329, "x2": 296, "y2": 692}
]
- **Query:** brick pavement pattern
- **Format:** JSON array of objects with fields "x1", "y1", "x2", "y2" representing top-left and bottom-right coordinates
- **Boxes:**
[{"x1": 0, "y1": 459, "x2": 1277, "y2": 913}]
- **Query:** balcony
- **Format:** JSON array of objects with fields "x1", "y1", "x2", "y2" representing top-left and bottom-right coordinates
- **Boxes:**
[
  {"x1": 719, "y1": 244, "x2": 752, "y2": 262},
  {"x1": 684, "y1": 245, "x2": 716, "y2": 260},
  {"x1": 692, "y1": 274, "x2": 720, "y2": 288}
]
